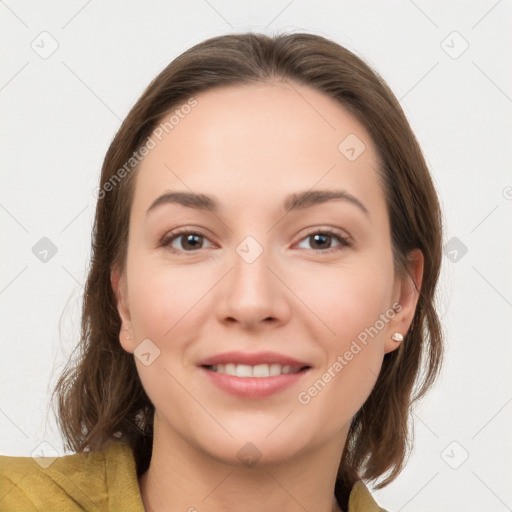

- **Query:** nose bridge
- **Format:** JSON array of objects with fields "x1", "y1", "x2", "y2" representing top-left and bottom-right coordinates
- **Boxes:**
[
  {"x1": 233, "y1": 233, "x2": 275, "y2": 302},
  {"x1": 218, "y1": 232, "x2": 287, "y2": 324}
]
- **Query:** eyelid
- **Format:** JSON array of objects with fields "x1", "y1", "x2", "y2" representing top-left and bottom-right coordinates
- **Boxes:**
[{"x1": 296, "y1": 226, "x2": 353, "y2": 246}]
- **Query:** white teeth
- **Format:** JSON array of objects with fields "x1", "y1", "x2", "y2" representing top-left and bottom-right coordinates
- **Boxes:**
[
  {"x1": 236, "y1": 364, "x2": 253, "y2": 377},
  {"x1": 253, "y1": 364, "x2": 270, "y2": 377},
  {"x1": 208, "y1": 363, "x2": 304, "y2": 377},
  {"x1": 269, "y1": 363, "x2": 281, "y2": 376}
]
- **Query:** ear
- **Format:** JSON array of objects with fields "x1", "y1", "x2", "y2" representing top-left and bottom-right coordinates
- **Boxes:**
[
  {"x1": 111, "y1": 266, "x2": 135, "y2": 354},
  {"x1": 384, "y1": 248, "x2": 424, "y2": 354}
]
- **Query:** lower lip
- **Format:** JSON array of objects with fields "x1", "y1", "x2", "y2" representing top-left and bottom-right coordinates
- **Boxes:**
[{"x1": 199, "y1": 366, "x2": 311, "y2": 399}]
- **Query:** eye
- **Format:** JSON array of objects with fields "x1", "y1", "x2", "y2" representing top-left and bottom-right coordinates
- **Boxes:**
[
  {"x1": 159, "y1": 230, "x2": 214, "y2": 253},
  {"x1": 159, "y1": 227, "x2": 352, "y2": 255},
  {"x1": 296, "y1": 229, "x2": 352, "y2": 253}
]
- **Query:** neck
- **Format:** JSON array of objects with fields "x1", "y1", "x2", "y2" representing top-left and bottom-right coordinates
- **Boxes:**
[{"x1": 138, "y1": 415, "x2": 348, "y2": 512}]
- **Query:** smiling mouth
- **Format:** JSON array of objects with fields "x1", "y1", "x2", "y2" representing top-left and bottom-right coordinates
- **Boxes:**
[{"x1": 202, "y1": 363, "x2": 311, "y2": 378}]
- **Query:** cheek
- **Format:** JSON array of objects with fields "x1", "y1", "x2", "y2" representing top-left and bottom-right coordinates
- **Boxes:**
[
  {"x1": 124, "y1": 260, "x2": 205, "y2": 413},
  {"x1": 294, "y1": 259, "x2": 393, "y2": 421},
  {"x1": 296, "y1": 257, "x2": 393, "y2": 345},
  {"x1": 127, "y1": 257, "x2": 203, "y2": 340}
]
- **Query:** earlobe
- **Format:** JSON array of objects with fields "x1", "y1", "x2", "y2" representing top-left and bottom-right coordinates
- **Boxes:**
[
  {"x1": 384, "y1": 248, "x2": 424, "y2": 354},
  {"x1": 120, "y1": 325, "x2": 135, "y2": 354},
  {"x1": 111, "y1": 267, "x2": 135, "y2": 354}
]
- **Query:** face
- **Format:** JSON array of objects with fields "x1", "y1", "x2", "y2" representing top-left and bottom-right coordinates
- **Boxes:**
[{"x1": 112, "y1": 81, "x2": 422, "y2": 466}]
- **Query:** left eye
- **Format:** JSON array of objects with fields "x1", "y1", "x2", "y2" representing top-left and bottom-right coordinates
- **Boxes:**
[
  {"x1": 160, "y1": 229, "x2": 351, "y2": 254},
  {"x1": 296, "y1": 230, "x2": 351, "y2": 252}
]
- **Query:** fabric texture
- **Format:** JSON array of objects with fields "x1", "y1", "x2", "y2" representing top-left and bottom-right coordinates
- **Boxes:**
[{"x1": 0, "y1": 441, "x2": 386, "y2": 511}]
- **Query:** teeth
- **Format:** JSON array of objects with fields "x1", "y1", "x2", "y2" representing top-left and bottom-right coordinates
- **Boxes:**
[{"x1": 208, "y1": 363, "x2": 304, "y2": 377}]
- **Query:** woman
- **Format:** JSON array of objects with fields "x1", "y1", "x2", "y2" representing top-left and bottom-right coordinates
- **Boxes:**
[{"x1": 0, "y1": 32, "x2": 443, "y2": 511}]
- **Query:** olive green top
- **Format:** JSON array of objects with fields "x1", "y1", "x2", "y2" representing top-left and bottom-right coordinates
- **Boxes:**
[{"x1": 0, "y1": 441, "x2": 386, "y2": 511}]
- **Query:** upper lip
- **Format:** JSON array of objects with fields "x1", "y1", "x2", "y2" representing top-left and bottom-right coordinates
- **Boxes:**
[{"x1": 198, "y1": 351, "x2": 312, "y2": 369}]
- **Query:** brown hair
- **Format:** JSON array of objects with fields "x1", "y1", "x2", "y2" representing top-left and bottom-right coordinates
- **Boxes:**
[{"x1": 51, "y1": 32, "x2": 444, "y2": 502}]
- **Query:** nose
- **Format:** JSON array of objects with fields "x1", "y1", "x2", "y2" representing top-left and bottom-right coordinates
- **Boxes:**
[{"x1": 215, "y1": 239, "x2": 291, "y2": 329}]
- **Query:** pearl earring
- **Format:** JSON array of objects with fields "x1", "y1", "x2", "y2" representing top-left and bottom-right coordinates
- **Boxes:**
[{"x1": 391, "y1": 332, "x2": 403, "y2": 342}]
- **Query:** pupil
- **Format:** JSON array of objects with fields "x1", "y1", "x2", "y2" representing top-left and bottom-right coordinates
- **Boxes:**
[
  {"x1": 184, "y1": 234, "x2": 201, "y2": 249},
  {"x1": 313, "y1": 234, "x2": 329, "y2": 249}
]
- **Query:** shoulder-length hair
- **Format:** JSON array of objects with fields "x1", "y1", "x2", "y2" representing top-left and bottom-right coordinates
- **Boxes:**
[{"x1": 52, "y1": 31, "x2": 444, "y2": 495}]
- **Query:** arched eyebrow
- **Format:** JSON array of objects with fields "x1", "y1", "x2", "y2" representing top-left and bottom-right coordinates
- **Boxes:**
[{"x1": 146, "y1": 189, "x2": 369, "y2": 218}]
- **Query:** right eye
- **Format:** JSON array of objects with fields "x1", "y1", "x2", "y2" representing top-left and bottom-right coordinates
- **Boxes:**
[{"x1": 159, "y1": 230, "x2": 215, "y2": 253}]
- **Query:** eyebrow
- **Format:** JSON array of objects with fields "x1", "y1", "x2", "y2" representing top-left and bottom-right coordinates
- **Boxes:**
[{"x1": 146, "y1": 189, "x2": 369, "y2": 217}]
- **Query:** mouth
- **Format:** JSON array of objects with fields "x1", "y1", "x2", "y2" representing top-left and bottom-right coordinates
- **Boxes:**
[
  {"x1": 197, "y1": 351, "x2": 313, "y2": 398},
  {"x1": 202, "y1": 363, "x2": 311, "y2": 377},
  {"x1": 199, "y1": 363, "x2": 312, "y2": 399}
]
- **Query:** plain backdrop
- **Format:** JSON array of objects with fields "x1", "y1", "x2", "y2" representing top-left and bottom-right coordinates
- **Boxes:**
[{"x1": 1, "y1": 1, "x2": 511, "y2": 511}]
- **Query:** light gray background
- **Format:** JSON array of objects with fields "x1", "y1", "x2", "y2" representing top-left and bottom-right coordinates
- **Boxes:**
[{"x1": 1, "y1": 1, "x2": 511, "y2": 511}]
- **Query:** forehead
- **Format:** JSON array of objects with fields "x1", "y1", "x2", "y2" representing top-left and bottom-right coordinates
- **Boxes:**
[{"x1": 131, "y1": 80, "x2": 385, "y2": 218}]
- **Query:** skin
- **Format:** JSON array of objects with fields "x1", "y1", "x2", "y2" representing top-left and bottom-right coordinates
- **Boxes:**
[{"x1": 111, "y1": 80, "x2": 423, "y2": 512}]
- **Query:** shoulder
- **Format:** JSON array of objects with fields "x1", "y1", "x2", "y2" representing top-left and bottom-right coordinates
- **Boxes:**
[
  {"x1": 0, "y1": 440, "x2": 144, "y2": 512},
  {"x1": 348, "y1": 480, "x2": 390, "y2": 512}
]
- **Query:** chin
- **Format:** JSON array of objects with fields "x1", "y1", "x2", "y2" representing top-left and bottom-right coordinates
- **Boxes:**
[{"x1": 191, "y1": 422, "x2": 315, "y2": 467}]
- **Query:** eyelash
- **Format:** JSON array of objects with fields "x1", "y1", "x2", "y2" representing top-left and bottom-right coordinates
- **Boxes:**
[{"x1": 159, "y1": 228, "x2": 352, "y2": 255}]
